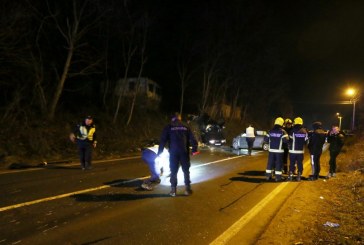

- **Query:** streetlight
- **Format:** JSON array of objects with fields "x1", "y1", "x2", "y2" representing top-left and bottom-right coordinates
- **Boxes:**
[
  {"x1": 346, "y1": 88, "x2": 359, "y2": 131},
  {"x1": 336, "y1": 112, "x2": 342, "y2": 130}
]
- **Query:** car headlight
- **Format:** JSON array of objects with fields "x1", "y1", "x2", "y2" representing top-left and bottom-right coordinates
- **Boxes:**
[
  {"x1": 221, "y1": 139, "x2": 226, "y2": 143},
  {"x1": 209, "y1": 140, "x2": 215, "y2": 144}
]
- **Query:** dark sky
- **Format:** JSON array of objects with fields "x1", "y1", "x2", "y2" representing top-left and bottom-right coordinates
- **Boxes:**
[{"x1": 143, "y1": 0, "x2": 363, "y2": 129}]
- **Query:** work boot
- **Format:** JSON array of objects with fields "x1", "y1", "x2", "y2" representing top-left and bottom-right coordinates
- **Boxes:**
[
  {"x1": 275, "y1": 175, "x2": 282, "y2": 182},
  {"x1": 141, "y1": 182, "x2": 153, "y2": 191},
  {"x1": 296, "y1": 172, "x2": 301, "y2": 182},
  {"x1": 184, "y1": 186, "x2": 193, "y2": 196},
  {"x1": 288, "y1": 172, "x2": 293, "y2": 181},
  {"x1": 265, "y1": 174, "x2": 272, "y2": 181},
  {"x1": 169, "y1": 187, "x2": 176, "y2": 197}
]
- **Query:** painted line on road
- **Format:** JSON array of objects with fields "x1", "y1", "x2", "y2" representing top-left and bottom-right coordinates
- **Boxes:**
[
  {"x1": 210, "y1": 158, "x2": 311, "y2": 244},
  {"x1": 210, "y1": 182, "x2": 289, "y2": 244},
  {"x1": 0, "y1": 156, "x2": 242, "y2": 213},
  {"x1": 0, "y1": 177, "x2": 149, "y2": 212},
  {"x1": 0, "y1": 156, "x2": 140, "y2": 175}
]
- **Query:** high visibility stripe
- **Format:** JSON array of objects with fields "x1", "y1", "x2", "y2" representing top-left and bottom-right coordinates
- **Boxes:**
[
  {"x1": 269, "y1": 149, "x2": 284, "y2": 153},
  {"x1": 289, "y1": 150, "x2": 304, "y2": 154}
]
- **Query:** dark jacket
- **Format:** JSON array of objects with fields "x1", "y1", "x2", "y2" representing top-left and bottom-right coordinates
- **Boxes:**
[
  {"x1": 289, "y1": 125, "x2": 308, "y2": 154},
  {"x1": 327, "y1": 131, "x2": 345, "y2": 152},
  {"x1": 158, "y1": 120, "x2": 198, "y2": 155},
  {"x1": 308, "y1": 126, "x2": 327, "y2": 155},
  {"x1": 264, "y1": 125, "x2": 289, "y2": 153}
]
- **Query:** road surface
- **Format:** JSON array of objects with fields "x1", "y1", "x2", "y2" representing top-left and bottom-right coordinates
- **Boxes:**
[{"x1": 0, "y1": 147, "x2": 306, "y2": 245}]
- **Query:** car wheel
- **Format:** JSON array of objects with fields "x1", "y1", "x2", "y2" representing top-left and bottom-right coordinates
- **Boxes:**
[
  {"x1": 262, "y1": 143, "x2": 269, "y2": 151},
  {"x1": 232, "y1": 140, "x2": 239, "y2": 150}
]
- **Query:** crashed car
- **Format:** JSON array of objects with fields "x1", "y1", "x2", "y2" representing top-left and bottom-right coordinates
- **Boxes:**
[
  {"x1": 232, "y1": 130, "x2": 269, "y2": 151},
  {"x1": 201, "y1": 124, "x2": 226, "y2": 146}
]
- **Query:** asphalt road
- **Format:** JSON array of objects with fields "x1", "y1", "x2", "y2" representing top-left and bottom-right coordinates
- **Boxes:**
[{"x1": 0, "y1": 147, "x2": 304, "y2": 245}]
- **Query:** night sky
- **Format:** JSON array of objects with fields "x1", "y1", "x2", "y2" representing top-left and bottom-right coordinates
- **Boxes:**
[
  {"x1": 143, "y1": 0, "x2": 364, "y2": 129},
  {"x1": 1, "y1": 0, "x2": 363, "y2": 130}
]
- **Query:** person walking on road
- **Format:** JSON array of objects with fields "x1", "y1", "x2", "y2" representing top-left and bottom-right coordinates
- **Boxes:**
[
  {"x1": 288, "y1": 117, "x2": 308, "y2": 181},
  {"x1": 70, "y1": 116, "x2": 97, "y2": 170},
  {"x1": 245, "y1": 124, "x2": 256, "y2": 156},
  {"x1": 264, "y1": 117, "x2": 289, "y2": 182},
  {"x1": 158, "y1": 113, "x2": 199, "y2": 197},
  {"x1": 327, "y1": 125, "x2": 345, "y2": 178},
  {"x1": 307, "y1": 121, "x2": 327, "y2": 180}
]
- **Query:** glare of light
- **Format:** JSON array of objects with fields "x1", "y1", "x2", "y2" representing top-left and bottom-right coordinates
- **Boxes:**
[
  {"x1": 159, "y1": 160, "x2": 223, "y2": 186},
  {"x1": 346, "y1": 88, "x2": 356, "y2": 97}
]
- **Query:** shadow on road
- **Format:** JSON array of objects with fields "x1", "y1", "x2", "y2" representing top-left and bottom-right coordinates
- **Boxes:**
[
  {"x1": 104, "y1": 179, "x2": 144, "y2": 188},
  {"x1": 71, "y1": 193, "x2": 169, "y2": 202},
  {"x1": 229, "y1": 170, "x2": 266, "y2": 183}
]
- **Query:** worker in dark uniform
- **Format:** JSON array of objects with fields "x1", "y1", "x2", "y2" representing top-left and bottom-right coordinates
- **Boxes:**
[
  {"x1": 288, "y1": 117, "x2": 308, "y2": 181},
  {"x1": 70, "y1": 116, "x2": 97, "y2": 170},
  {"x1": 264, "y1": 117, "x2": 289, "y2": 182},
  {"x1": 158, "y1": 113, "x2": 199, "y2": 197},
  {"x1": 307, "y1": 121, "x2": 327, "y2": 180},
  {"x1": 282, "y1": 118, "x2": 293, "y2": 173},
  {"x1": 327, "y1": 125, "x2": 345, "y2": 178}
]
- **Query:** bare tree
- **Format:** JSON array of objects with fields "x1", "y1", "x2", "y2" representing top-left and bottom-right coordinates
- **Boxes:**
[
  {"x1": 126, "y1": 16, "x2": 148, "y2": 126},
  {"x1": 47, "y1": 0, "x2": 104, "y2": 120},
  {"x1": 177, "y1": 54, "x2": 194, "y2": 115}
]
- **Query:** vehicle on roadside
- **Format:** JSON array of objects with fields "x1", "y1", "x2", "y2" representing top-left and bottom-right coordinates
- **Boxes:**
[
  {"x1": 232, "y1": 130, "x2": 269, "y2": 150},
  {"x1": 201, "y1": 124, "x2": 226, "y2": 146}
]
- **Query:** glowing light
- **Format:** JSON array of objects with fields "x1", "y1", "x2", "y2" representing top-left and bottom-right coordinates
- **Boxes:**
[{"x1": 346, "y1": 88, "x2": 356, "y2": 96}]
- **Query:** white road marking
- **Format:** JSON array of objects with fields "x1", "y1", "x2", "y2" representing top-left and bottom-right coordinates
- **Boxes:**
[
  {"x1": 210, "y1": 182, "x2": 289, "y2": 244},
  {"x1": 0, "y1": 156, "x2": 243, "y2": 212},
  {"x1": 210, "y1": 159, "x2": 312, "y2": 244},
  {"x1": 0, "y1": 156, "x2": 140, "y2": 175}
]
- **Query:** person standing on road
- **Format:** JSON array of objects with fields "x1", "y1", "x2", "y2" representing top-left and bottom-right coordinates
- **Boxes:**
[
  {"x1": 158, "y1": 113, "x2": 199, "y2": 197},
  {"x1": 307, "y1": 121, "x2": 327, "y2": 180},
  {"x1": 140, "y1": 141, "x2": 170, "y2": 191},
  {"x1": 283, "y1": 118, "x2": 293, "y2": 173},
  {"x1": 70, "y1": 116, "x2": 97, "y2": 170},
  {"x1": 288, "y1": 117, "x2": 308, "y2": 181},
  {"x1": 245, "y1": 124, "x2": 256, "y2": 156},
  {"x1": 264, "y1": 117, "x2": 289, "y2": 182},
  {"x1": 327, "y1": 125, "x2": 345, "y2": 178}
]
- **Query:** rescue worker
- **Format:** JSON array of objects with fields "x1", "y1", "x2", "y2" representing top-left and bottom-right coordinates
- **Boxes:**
[
  {"x1": 283, "y1": 118, "x2": 293, "y2": 173},
  {"x1": 245, "y1": 124, "x2": 256, "y2": 156},
  {"x1": 307, "y1": 121, "x2": 327, "y2": 180},
  {"x1": 288, "y1": 117, "x2": 308, "y2": 181},
  {"x1": 327, "y1": 125, "x2": 345, "y2": 178},
  {"x1": 70, "y1": 115, "x2": 97, "y2": 170},
  {"x1": 264, "y1": 117, "x2": 289, "y2": 182},
  {"x1": 140, "y1": 141, "x2": 169, "y2": 191},
  {"x1": 158, "y1": 113, "x2": 199, "y2": 197}
]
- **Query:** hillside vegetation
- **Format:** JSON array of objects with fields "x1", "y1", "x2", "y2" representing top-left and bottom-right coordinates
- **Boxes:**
[{"x1": 0, "y1": 111, "x2": 246, "y2": 169}]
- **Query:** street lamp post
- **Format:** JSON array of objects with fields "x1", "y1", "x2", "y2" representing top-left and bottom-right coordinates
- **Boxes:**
[
  {"x1": 336, "y1": 113, "x2": 342, "y2": 130},
  {"x1": 346, "y1": 88, "x2": 359, "y2": 131}
]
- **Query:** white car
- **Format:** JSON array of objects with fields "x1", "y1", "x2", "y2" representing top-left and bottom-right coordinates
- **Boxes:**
[{"x1": 232, "y1": 130, "x2": 269, "y2": 151}]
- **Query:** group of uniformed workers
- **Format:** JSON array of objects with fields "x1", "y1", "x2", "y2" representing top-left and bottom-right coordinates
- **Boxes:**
[{"x1": 264, "y1": 116, "x2": 345, "y2": 182}]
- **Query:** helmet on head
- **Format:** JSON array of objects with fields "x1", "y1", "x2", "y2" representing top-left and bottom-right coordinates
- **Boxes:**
[
  {"x1": 274, "y1": 117, "x2": 284, "y2": 126},
  {"x1": 285, "y1": 118, "x2": 292, "y2": 124},
  {"x1": 294, "y1": 117, "x2": 303, "y2": 125}
]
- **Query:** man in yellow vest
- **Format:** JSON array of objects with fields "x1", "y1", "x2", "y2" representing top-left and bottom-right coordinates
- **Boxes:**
[{"x1": 70, "y1": 116, "x2": 97, "y2": 170}]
